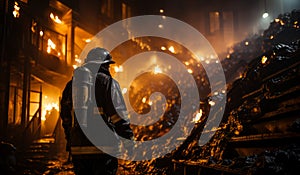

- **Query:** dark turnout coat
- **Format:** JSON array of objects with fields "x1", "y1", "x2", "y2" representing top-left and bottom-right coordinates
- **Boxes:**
[{"x1": 60, "y1": 67, "x2": 133, "y2": 153}]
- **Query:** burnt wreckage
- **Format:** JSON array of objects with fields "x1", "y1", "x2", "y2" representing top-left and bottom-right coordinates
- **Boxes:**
[
  {"x1": 116, "y1": 10, "x2": 300, "y2": 175},
  {"x1": 172, "y1": 40, "x2": 300, "y2": 175}
]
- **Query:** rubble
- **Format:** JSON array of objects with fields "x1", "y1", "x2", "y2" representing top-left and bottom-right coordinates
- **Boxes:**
[
  {"x1": 172, "y1": 10, "x2": 300, "y2": 174},
  {"x1": 221, "y1": 10, "x2": 300, "y2": 83}
]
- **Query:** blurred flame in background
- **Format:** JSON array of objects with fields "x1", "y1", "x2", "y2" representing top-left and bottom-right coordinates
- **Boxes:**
[
  {"x1": 261, "y1": 55, "x2": 268, "y2": 64},
  {"x1": 13, "y1": 2, "x2": 20, "y2": 18},
  {"x1": 153, "y1": 65, "x2": 162, "y2": 74},
  {"x1": 193, "y1": 109, "x2": 203, "y2": 123},
  {"x1": 42, "y1": 102, "x2": 59, "y2": 121},
  {"x1": 50, "y1": 12, "x2": 62, "y2": 24},
  {"x1": 47, "y1": 39, "x2": 56, "y2": 53}
]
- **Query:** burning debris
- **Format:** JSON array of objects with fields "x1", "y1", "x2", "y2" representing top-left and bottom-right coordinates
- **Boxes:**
[
  {"x1": 221, "y1": 10, "x2": 300, "y2": 84},
  {"x1": 171, "y1": 11, "x2": 300, "y2": 174},
  {"x1": 113, "y1": 10, "x2": 300, "y2": 174}
]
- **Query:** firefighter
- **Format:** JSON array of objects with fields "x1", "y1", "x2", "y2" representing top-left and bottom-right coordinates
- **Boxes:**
[{"x1": 60, "y1": 47, "x2": 134, "y2": 175}]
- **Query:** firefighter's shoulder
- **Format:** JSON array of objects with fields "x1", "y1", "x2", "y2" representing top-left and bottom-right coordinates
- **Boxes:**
[{"x1": 96, "y1": 72, "x2": 111, "y2": 85}]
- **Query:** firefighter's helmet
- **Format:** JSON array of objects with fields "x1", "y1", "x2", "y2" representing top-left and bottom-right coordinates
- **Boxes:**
[{"x1": 84, "y1": 47, "x2": 115, "y2": 64}]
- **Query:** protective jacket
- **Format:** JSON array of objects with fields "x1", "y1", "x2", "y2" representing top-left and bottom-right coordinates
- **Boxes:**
[{"x1": 95, "y1": 72, "x2": 133, "y2": 140}]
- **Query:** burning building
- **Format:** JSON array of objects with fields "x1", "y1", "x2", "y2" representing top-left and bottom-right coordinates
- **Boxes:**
[
  {"x1": 0, "y1": 0, "x2": 299, "y2": 174},
  {"x1": 0, "y1": 0, "x2": 100, "y2": 144}
]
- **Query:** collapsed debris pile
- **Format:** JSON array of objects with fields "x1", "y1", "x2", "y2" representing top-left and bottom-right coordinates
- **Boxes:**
[
  {"x1": 173, "y1": 30, "x2": 300, "y2": 175},
  {"x1": 119, "y1": 10, "x2": 300, "y2": 175},
  {"x1": 221, "y1": 9, "x2": 300, "y2": 83}
]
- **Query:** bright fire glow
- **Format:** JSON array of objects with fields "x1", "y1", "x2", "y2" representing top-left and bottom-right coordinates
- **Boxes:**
[
  {"x1": 261, "y1": 55, "x2": 268, "y2": 64},
  {"x1": 193, "y1": 109, "x2": 203, "y2": 123},
  {"x1": 42, "y1": 102, "x2": 59, "y2": 121},
  {"x1": 47, "y1": 47, "x2": 51, "y2": 53},
  {"x1": 187, "y1": 69, "x2": 193, "y2": 74},
  {"x1": 153, "y1": 65, "x2": 162, "y2": 74},
  {"x1": 122, "y1": 88, "x2": 127, "y2": 94},
  {"x1": 262, "y1": 12, "x2": 269, "y2": 19},
  {"x1": 168, "y1": 46, "x2": 175, "y2": 53},
  {"x1": 142, "y1": 97, "x2": 147, "y2": 103},
  {"x1": 31, "y1": 21, "x2": 37, "y2": 32},
  {"x1": 41, "y1": 116, "x2": 46, "y2": 121},
  {"x1": 85, "y1": 39, "x2": 91, "y2": 43},
  {"x1": 39, "y1": 31, "x2": 44, "y2": 37},
  {"x1": 47, "y1": 39, "x2": 56, "y2": 53},
  {"x1": 114, "y1": 65, "x2": 124, "y2": 73},
  {"x1": 209, "y1": 100, "x2": 215, "y2": 106},
  {"x1": 75, "y1": 58, "x2": 81, "y2": 64},
  {"x1": 161, "y1": 46, "x2": 166, "y2": 51},
  {"x1": 50, "y1": 13, "x2": 62, "y2": 24},
  {"x1": 13, "y1": 2, "x2": 20, "y2": 18}
]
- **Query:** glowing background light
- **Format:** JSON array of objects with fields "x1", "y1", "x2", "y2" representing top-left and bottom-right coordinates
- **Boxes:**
[
  {"x1": 47, "y1": 39, "x2": 56, "y2": 53},
  {"x1": 50, "y1": 12, "x2": 62, "y2": 24},
  {"x1": 114, "y1": 65, "x2": 124, "y2": 73},
  {"x1": 142, "y1": 97, "x2": 147, "y2": 103},
  {"x1": 85, "y1": 39, "x2": 91, "y2": 43},
  {"x1": 193, "y1": 109, "x2": 203, "y2": 123},
  {"x1": 262, "y1": 12, "x2": 269, "y2": 18},
  {"x1": 13, "y1": 2, "x2": 20, "y2": 18},
  {"x1": 153, "y1": 65, "x2": 162, "y2": 74},
  {"x1": 261, "y1": 55, "x2": 268, "y2": 64},
  {"x1": 122, "y1": 88, "x2": 128, "y2": 94},
  {"x1": 209, "y1": 100, "x2": 215, "y2": 106},
  {"x1": 168, "y1": 46, "x2": 175, "y2": 53},
  {"x1": 42, "y1": 102, "x2": 59, "y2": 121},
  {"x1": 160, "y1": 46, "x2": 166, "y2": 51}
]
